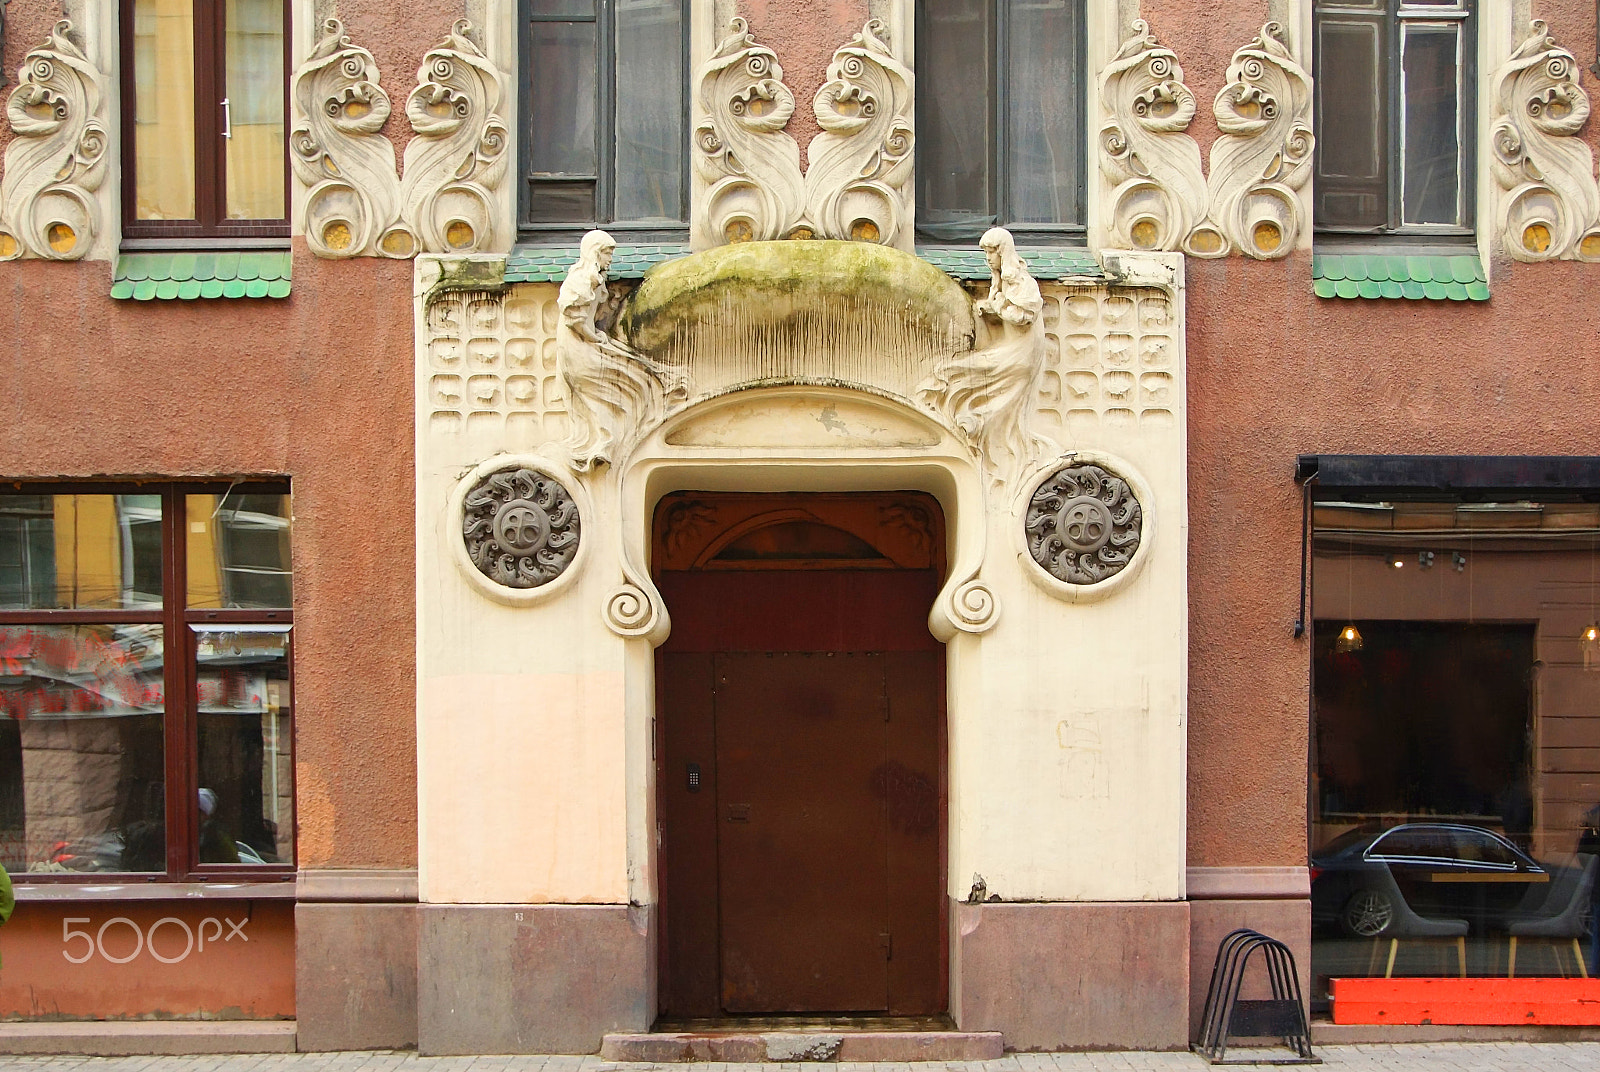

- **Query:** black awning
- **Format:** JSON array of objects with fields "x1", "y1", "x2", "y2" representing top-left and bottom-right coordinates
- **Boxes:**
[{"x1": 1295, "y1": 455, "x2": 1600, "y2": 494}]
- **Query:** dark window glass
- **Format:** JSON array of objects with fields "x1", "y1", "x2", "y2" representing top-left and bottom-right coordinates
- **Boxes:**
[
  {"x1": 916, "y1": 0, "x2": 1086, "y2": 242},
  {"x1": 520, "y1": 0, "x2": 686, "y2": 232},
  {"x1": 1313, "y1": 0, "x2": 1472, "y2": 234},
  {"x1": 1309, "y1": 494, "x2": 1600, "y2": 994}
]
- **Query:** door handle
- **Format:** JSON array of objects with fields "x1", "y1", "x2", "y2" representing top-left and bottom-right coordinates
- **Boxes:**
[{"x1": 221, "y1": 98, "x2": 233, "y2": 139}]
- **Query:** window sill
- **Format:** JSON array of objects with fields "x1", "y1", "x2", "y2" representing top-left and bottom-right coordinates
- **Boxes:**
[
  {"x1": 111, "y1": 251, "x2": 292, "y2": 300},
  {"x1": 13, "y1": 879, "x2": 296, "y2": 902},
  {"x1": 505, "y1": 242, "x2": 690, "y2": 283},
  {"x1": 917, "y1": 244, "x2": 1099, "y2": 282}
]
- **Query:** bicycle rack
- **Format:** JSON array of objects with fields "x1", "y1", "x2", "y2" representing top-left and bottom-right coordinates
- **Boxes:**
[{"x1": 1194, "y1": 927, "x2": 1318, "y2": 1064}]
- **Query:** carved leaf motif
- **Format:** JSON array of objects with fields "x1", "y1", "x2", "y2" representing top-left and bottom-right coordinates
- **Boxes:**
[
  {"x1": 694, "y1": 18, "x2": 806, "y2": 245},
  {"x1": 804, "y1": 20, "x2": 914, "y2": 247},
  {"x1": 1491, "y1": 20, "x2": 1600, "y2": 262},
  {"x1": 1194, "y1": 22, "x2": 1312, "y2": 260},
  {"x1": 291, "y1": 19, "x2": 410, "y2": 258},
  {"x1": 1098, "y1": 20, "x2": 1206, "y2": 252},
  {"x1": 400, "y1": 20, "x2": 509, "y2": 254},
  {"x1": 0, "y1": 21, "x2": 107, "y2": 261}
]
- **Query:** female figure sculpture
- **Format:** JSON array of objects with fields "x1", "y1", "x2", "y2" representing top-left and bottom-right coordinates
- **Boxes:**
[
  {"x1": 558, "y1": 230, "x2": 687, "y2": 470},
  {"x1": 917, "y1": 227, "x2": 1055, "y2": 481}
]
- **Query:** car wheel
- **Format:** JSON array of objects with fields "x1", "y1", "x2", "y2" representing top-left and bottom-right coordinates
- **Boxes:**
[{"x1": 1340, "y1": 888, "x2": 1394, "y2": 938}]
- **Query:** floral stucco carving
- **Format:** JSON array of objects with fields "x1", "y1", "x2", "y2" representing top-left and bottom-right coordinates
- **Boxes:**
[
  {"x1": 804, "y1": 20, "x2": 915, "y2": 248},
  {"x1": 1098, "y1": 20, "x2": 1206, "y2": 253},
  {"x1": 462, "y1": 466, "x2": 581, "y2": 588},
  {"x1": 400, "y1": 20, "x2": 509, "y2": 255},
  {"x1": 1025, "y1": 464, "x2": 1143, "y2": 586},
  {"x1": 0, "y1": 20, "x2": 107, "y2": 261},
  {"x1": 1491, "y1": 20, "x2": 1600, "y2": 262},
  {"x1": 558, "y1": 230, "x2": 688, "y2": 471},
  {"x1": 693, "y1": 18, "x2": 806, "y2": 246},
  {"x1": 291, "y1": 19, "x2": 412, "y2": 258},
  {"x1": 916, "y1": 227, "x2": 1057, "y2": 484},
  {"x1": 1194, "y1": 22, "x2": 1313, "y2": 260}
]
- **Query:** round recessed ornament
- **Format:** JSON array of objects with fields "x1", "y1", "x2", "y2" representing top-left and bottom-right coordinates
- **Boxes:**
[
  {"x1": 1025, "y1": 463, "x2": 1143, "y2": 585},
  {"x1": 461, "y1": 466, "x2": 581, "y2": 589}
]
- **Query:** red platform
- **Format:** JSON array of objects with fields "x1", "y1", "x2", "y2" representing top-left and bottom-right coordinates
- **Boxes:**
[{"x1": 1331, "y1": 977, "x2": 1600, "y2": 1025}]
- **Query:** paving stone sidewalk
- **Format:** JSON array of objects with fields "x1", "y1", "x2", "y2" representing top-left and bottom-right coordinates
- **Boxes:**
[{"x1": 7, "y1": 1045, "x2": 1600, "y2": 1072}]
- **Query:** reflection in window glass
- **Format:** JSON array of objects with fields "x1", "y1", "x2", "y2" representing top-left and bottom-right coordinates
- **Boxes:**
[
  {"x1": 1400, "y1": 23, "x2": 1461, "y2": 226},
  {"x1": 0, "y1": 625, "x2": 166, "y2": 873},
  {"x1": 224, "y1": 0, "x2": 286, "y2": 220},
  {"x1": 193, "y1": 626, "x2": 292, "y2": 865},
  {"x1": 915, "y1": 0, "x2": 993, "y2": 241},
  {"x1": 613, "y1": 0, "x2": 684, "y2": 222},
  {"x1": 1310, "y1": 498, "x2": 1600, "y2": 994},
  {"x1": 0, "y1": 495, "x2": 162, "y2": 611},
  {"x1": 133, "y1": 0, "x2": 197, "y2": 220},
  {"x1": 1005, "y1": 0, "x2": 1084, "y2": 226},
  {"x1": 186, "y1": 493, "x2": 292, "y2": 609}
]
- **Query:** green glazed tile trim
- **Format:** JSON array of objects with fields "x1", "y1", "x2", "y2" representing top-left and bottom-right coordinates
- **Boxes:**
[
  {"x1": 1312, "y1": 252, "x2": 1487, "y2": 301},
  {"x1": 112, "y1": 251, "x2": 292, "y2": 299},
  {"x1": 918, "y1": 245, "x2": 1101, "y2": 280},
  {"x1": 505, "y1": 242, "x2": 1103, "y2": 284},
  {"x1": 505, "y1": 243, "x2": 692, "y2": 282}
]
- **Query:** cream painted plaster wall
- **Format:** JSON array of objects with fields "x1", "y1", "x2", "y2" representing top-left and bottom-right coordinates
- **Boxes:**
[{"x1": 413, "y1": 249, "x2": 1189, "y2": 909}]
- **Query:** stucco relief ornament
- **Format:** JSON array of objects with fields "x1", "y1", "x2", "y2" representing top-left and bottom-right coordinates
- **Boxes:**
[
  {"x1": 694, "y1": 18, "x2": 805, "y2": 245},
  {"x1": 461, "y1": 467, "x2": 581, "y2": 588},
  {"x1": 400, "y1": 20, "x2": 509, "y2": 254},
  {"x1": 1025, "y1": 465, "x2": 1143, "y2": 585},
  {"x1": 1194, "y1": 22, "x2": 1313, "y2": 259},
  {"x1": 558, "y1": 230, "x2": 689, "y2": 471},
  {"x1": 916, "y1": 227, "x2": 1057, "y2": 483},
  {"x1": 804, "y1": 20, "x2": 914, "y2": 246},
  {"x1": 1098, "y1": 20, "x2": 1206, "y2": 252},
  {"x1": 291, "y1": 19, "x2": 413, "y2": 259},
  {"x1": 0, "y1": 20, "x2": 107, "y2": 261},
  {"x1": 1491, "y1": 21, "x2": 1600, "y2": 262}
]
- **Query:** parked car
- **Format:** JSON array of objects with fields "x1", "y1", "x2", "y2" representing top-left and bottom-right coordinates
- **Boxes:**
[{"x1": 1311, "y1": 822, "x2": 1548, "y2": 937}]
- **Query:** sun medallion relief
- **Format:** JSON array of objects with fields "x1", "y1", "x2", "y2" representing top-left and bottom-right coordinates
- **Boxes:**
[
  {"x1": 461, "y1": 466, "x2": 581, "y2": 589},
  {"x1": 1025, "y1": 464, "x2": 1143, "y2": 586}
]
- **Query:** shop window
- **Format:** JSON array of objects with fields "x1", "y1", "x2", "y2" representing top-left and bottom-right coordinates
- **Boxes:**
[
  {"x1": 914, "y1": 0, "x2": 1087, "y2": 243},
  {"x1": 0, "y1": 485, "x2": 294, "y2": 880},
  {"x1": 1310, "y1": 490, "x2": 1600, "y2": 996},
  {"x1": 1313, "y1": 0, "x2": 1475, "y2": 236},
  {"x1": 518, "y1": 0, "x2": 688, "y2": 237},
  {"x1": 121, "y1": 0, "x2": 289, "y2": 242}
]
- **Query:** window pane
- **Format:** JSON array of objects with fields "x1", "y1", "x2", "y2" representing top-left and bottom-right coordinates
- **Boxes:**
[
  {"x1": 1310, "y1": 499, "x2": 1600, "y2": 990},
  {"x1": 0, "y1": 495, "x2": 161, "y2": 610},
  {"x1": 1401, "y1": 23, "x2": 1462, "y2": 226},
  {"x1": 1315, "y1": 18, "x2": 1386, "y2": 229},
  {"x1": 134, "y1": 0, "x2": 197, "y2": 220},
  {"x1": 530, "y1": 0, "x2": 595, "y2": 15},
  {"x1": 915, "y1": 0, "x2": 992, "y2": 241},
  {"x1": 528, "y1": 20, "x2": 599, "y2": 179},
  {"x1": 614, "y1": 0, "x2": 685, "y2": 223},
  {"x1": 224, "y1": 0, "x2": 286, "y2": 220},
  {"x1": 194, "y1": 626, "x2": 292, "y2": 865},
  {"x1": 0, "y1": 625, "x2": 166, "y2": 874},
  {"x1": 186, "y1": 492, "x2": 292, "y2": 610},
  {"x1": 1006, "y1": 0, "x2": 1083, "y2": 226}
]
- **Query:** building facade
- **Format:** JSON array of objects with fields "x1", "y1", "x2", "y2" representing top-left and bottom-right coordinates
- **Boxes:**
[{"x1": 0, "y1": 0, "x2": 1598, "y2": 1055}]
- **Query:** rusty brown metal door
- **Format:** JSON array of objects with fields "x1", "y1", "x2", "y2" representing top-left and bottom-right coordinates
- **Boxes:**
[
  {"x1": 714, "y1": 651, "x2": 890, "y2": 1013},
  {"x1": 655, "y1": 493, "x2": 947, "y2": 1018}
]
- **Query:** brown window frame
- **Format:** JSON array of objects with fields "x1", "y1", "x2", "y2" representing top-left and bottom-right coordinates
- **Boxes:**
[
  {"x1": 119, "y1": 1, "x2": 293, "y2": 245},
  {"x1": 0, "y1": 480, "x2": 295, "y2": 884}
]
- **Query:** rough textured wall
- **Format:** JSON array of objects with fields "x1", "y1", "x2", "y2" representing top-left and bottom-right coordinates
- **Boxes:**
[
  {"x1": 1184, "y1": 252, "x2": 1600, "y2": 868},
  {"x1": 739, "y1": 0, "x2": 870, "y2": 169},
  {"x1": 0, "y1": 248, "x2": 419, "y2": 870}
]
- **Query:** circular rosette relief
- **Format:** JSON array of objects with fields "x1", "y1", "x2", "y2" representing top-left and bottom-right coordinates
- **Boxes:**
[
  {"x1": 458, "y1": 463, "x2": 582, "y2": 597},
  {"x1": 1025, "y1": 463, "x2": 1144, "y2": 588}
]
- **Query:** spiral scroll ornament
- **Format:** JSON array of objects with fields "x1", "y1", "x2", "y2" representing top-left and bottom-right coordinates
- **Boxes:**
[
  {"x1": 461, "y1": 467, "x2": 581, "y2": 589},
  {"x1": 1026, "y1": 465, "x2": 1143, "y2": 585}
]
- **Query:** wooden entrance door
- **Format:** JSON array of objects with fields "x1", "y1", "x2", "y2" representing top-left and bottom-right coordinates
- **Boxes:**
[{"x1": 655, "y1": 493, "x2": 946, "y2": 1018}]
